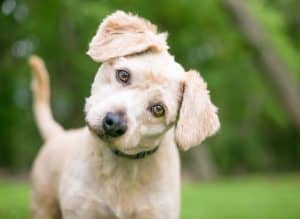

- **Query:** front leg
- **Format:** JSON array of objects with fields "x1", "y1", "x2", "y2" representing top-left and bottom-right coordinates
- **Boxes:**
[
  {"x1": 61, "y1": 204, "x2": 117, "y2": 219},
  {"x1": 60, "y1": 185, "x2": 117, "y2": 219},
  {"x1": 129, "y1": 203, "x2": 179, "y2": 219},
  {"x1": 60, "y1": 195, "x2": 119, "y2": 219},
  {"x1": 62, "y1": 210, "x2": 98, "y2": 219}
]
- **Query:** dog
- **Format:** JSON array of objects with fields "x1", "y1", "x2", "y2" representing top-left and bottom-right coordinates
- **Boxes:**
[{"x1": 28, "y1": 11, "x2": 220, "y2": 219}]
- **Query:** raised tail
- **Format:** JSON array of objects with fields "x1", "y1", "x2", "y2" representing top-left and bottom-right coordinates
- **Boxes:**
[{"x1": 28, "y1": 55, "x2": 64, "y2": 141}]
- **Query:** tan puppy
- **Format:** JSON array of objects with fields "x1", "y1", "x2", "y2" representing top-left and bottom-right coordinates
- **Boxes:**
[{"x1": 29, "y1": 11, "x2": 220, "y2": 219}]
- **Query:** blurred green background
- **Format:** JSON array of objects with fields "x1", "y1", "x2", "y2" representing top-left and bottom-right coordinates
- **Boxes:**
[{"x1": 0, "y1": 0, "x2": 300, "y2": 218}]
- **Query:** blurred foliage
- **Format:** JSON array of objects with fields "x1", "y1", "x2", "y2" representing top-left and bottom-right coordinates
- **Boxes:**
[{"x1": 0, "y1": 0, "x2": 299, "y2": 174}]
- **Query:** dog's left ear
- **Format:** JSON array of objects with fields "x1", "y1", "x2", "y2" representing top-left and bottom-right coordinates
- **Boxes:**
[
  {"x1": 87, "y1": 11, "x2": 168, "y2": 62},
  {"x1": 175, "y1": 70, "x2": 220, "y2": 151}
]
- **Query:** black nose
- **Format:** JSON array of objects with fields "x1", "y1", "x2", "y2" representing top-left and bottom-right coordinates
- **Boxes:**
[{"x1": 102, "y1": 112, "x2": 127, "y2": 137}]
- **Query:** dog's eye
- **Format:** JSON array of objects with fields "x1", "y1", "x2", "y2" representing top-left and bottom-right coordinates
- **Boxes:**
[
  {"x1": 116, "y1": 69, "x2": 130, "y2": 84},
  {"x1": 151, "y1": 104, "x2": 165, "y2": 117}
]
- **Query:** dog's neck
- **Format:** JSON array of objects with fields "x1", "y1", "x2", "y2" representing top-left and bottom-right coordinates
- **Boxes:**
[
  {"x1": 83, "y1": 127, "x2": 167, "y2": 183},
  {"x1": 80, "y1": 128, "x2": 178, "y2": 216}
]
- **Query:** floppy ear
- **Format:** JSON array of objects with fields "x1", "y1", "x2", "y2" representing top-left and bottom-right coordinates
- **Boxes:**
[
  {"x1": 175, "y1": 70, "x2": 220, "y2": 151},
  {"x1": 87, "y1": 10, "x2": 168, "y2": 62}
]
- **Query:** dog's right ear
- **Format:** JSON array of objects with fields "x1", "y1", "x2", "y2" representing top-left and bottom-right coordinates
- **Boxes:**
[{"x1": 87, "y1": 11, "x2": 168, "y2": 62}]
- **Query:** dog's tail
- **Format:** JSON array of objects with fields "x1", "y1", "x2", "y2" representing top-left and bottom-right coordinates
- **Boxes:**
[{"x1": 28, "y1": 55, "x2": 64, "y2": 141}]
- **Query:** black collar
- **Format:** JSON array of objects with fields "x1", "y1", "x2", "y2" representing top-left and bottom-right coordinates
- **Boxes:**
[{"x1": 110, "y1": 146, "x2": 159, "y2": 160}]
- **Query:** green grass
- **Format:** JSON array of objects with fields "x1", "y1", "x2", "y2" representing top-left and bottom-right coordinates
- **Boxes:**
[
  {"x1": 182, "y1": 176, "x2": 300, "y2": 219},
  {"x1": 1, "y1": 176, "x2": 300, "y2": 219},
  {"x1": 0, "y1": 181, "x2": 30, "y2": 219}
]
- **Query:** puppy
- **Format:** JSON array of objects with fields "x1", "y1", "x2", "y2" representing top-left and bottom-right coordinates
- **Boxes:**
[{"x1": 29, "y1": 11, "x2": 220, "y2": 219}]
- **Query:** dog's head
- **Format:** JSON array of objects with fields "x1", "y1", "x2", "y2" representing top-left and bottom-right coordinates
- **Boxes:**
[{"x1": 85, "y1": 11, "x2": 220, "y2": 155}]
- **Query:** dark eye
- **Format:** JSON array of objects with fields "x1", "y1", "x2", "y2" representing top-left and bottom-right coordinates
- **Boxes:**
[
  {"x1": 116, "y1": 69, "x2": 130, "y2": 84},
  {"x1": 151, "y1": 104, "x2": 165, "y2": 117}
]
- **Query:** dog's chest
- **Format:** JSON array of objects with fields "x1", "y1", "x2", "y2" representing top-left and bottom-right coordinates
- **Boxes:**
[
  {"x1": 60, "y1": 157, "x2": 168, "y2": 218},
  {"x1": 95, "y1": 161, "x2": 165, "y2": 217}
]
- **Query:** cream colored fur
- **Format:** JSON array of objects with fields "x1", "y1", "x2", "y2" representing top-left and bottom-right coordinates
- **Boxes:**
[
  {"x1": 175, "y1": 70, "x2": 220, "y2": 151},
  {"x1": 87, "y1": 11, "x2": 168, "y2": 62},
  {"x1": 29, "y1": 11, "x2": 219, "y2": 219}
]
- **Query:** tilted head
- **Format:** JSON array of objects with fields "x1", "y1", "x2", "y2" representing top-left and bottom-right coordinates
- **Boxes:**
[{"x1": 85, "y1": 11, "x2": 220, "y2": 155}]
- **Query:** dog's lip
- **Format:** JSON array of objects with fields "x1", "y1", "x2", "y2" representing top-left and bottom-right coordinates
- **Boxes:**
[
  {"x1": 86, "y1": 122, "x2": 107, "y2": 139},
  {"x1": 110, "y1": 146, "x2": 155, "y2": 155}
]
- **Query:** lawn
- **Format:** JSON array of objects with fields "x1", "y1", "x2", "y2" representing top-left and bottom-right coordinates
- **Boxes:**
[{"x1": 0, "y1": 176, "x2": 299, "y2": 219}]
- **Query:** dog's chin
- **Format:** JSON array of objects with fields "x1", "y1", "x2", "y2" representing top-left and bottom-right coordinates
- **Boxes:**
[
  {"x1": 119, "y1": 146, "x2": 156, "y2": 155},
  {"x1": 110, "y1": 140, "x2": 160, "y2": 154}
]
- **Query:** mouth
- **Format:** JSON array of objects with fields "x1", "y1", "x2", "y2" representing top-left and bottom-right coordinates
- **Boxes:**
[
  {"x1": 110, "y1": 146, "x2": 159, "y2": 160},
  {"x1": 87, "y1": 121, "x2": 160, "y2": 160},
  {"x1": 120, "y1": 146, "x2": 155, "y2": 153},
  {"x1": 87, "y1": 122, "x2": 107, "y2": 139}
]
